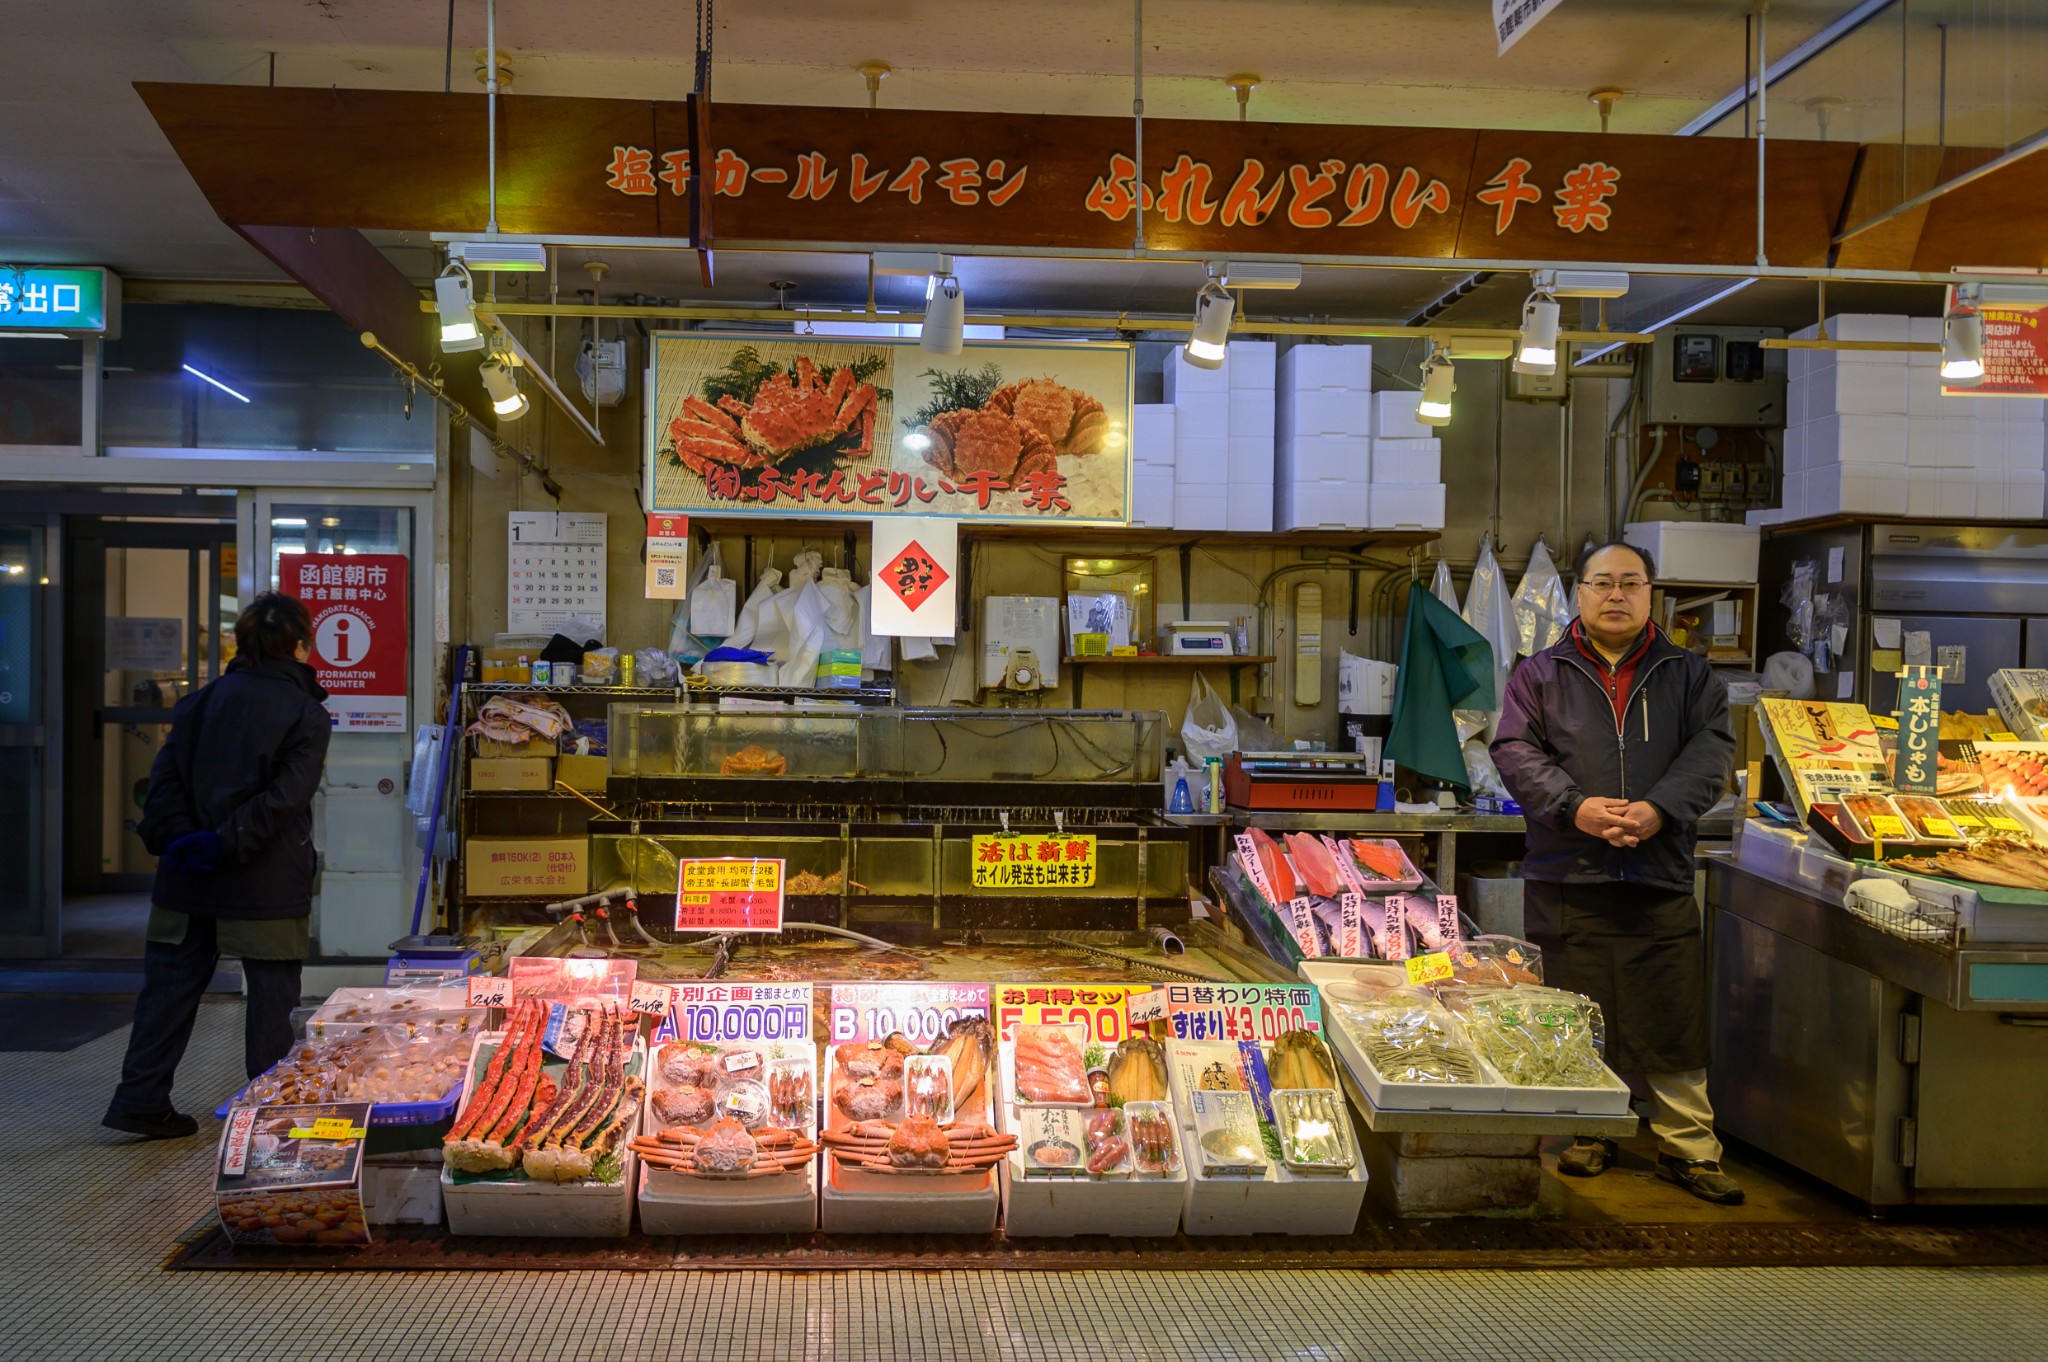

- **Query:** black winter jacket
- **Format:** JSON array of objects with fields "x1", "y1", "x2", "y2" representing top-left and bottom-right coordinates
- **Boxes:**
[
  {"x1": 137, "y1": 655, "x2": 332, "y2": 919},
  {"x1": 1490, "y1": 624, "x2": 1733, "y2": 892}
]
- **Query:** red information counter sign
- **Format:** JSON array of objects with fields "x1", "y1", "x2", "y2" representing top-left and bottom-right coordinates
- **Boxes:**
[
  {"x1": 281, "y1": 552, "x2": 408, "y2": 733},
  {"x1": 674, "y1": 857, "x2": 785, "y2": 933}
]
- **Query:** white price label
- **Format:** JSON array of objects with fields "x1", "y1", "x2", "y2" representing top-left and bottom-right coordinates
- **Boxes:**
[
  {"x1": 627, "y1": 980, "x2": 676, "y2": 1017},
  {"x1": 467, "y1": 975, "x2": 511, "y2": 1009},
  {"x1": 1234, "y1": 832, "x2": 1277, "y2": 904},
  {"x1": 1339, "y1": 892, "x2": 1365, "y2": 958},
  {"x1": 1287, "y1": 896, "x2": 1320, "y2": 957}
]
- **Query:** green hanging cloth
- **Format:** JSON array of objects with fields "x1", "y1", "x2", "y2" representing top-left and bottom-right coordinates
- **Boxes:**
[{"x1": 1384, "y1": 580, "x2": 1496, "y2": 790}]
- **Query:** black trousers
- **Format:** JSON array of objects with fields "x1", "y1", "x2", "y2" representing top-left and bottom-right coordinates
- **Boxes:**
[
  {"x1": 1521, "y1": 878, "x2": 1710, "y2": 1076},
  {"x1": 106, "y1": 914, "x2": 302, "y2": 1119}
]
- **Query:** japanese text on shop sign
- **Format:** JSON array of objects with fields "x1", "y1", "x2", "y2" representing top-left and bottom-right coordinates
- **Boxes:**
[
  {"x1": 885, "y1": 541, "x2": 949, "y2": 612},
  {"x1": 0, "y1": 266, "x2": 110, "y2": 332},
  {"x1": 970, "y1": 834, "x2": 1097, "y2": 890},
  {"x1": 674, "y1": 857, "x2": 785, "y2": 934},
  {"x1": 992, "y1": 984, "x2": 1146, "y2": 1044},
  {"x1": 829, "y1": 983, "x2": 990, "y2": 1046},
  {"x1": 1894, "y1": 665, "x2": 1944, "y2": 795},
  {"x1": 697, "y1": 464, "x2": 1073, "y2": 514},
  {"x1": 1165, "y1": 983, "x2": 1320, "y2": 1042}
]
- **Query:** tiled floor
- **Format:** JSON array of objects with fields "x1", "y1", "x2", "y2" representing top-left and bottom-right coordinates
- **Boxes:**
[{"x1": 7, "y1": 999, "x2": 2046, "y2": 1362}]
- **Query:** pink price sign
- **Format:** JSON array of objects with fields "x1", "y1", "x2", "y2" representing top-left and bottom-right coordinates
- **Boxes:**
[
  {"x1": 674, "y1": 857, "x2": 785, "y2": 934},
  {"x1": 829, "y1": 982, "x2": 990, "y2": 1046}
]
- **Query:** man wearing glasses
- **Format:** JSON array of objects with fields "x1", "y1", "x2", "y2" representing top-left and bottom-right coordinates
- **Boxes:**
[{"x1": 1491, "y1": 541, "x2": 1742, "y2": 1205}]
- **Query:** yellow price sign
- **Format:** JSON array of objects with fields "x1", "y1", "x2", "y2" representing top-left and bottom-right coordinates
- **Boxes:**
[
  {"x1": 1922, "y1": 818, "x2": 1961, "y2": 840},
  {"x1": 1991, "y1": 732, "x2": 2020, "y2": 743},
  {"x1": 1405, "y1": 951, "x2": 1454, "y2": 986},
  {"x1": 970, "y1": 834, "x2": 1097, "y2": 890},
  {"x1": 1867, "y1": 815, "x2": 1910, "y2": 840},
  {"x1": 1988, "y1": 815, "x2": 2029, "y2": 834},
  {"x1": 289, "y1": 1117, "x2": 367, "y2": 1141}
]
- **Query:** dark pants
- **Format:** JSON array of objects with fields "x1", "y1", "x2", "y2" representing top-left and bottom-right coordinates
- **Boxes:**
[
  {"x1": 1520, "y1": 879, "x2": 1709, "y2": 1075},
  {"x1": 106, "y1": 914, "x2": 302, "y2": 1119}
]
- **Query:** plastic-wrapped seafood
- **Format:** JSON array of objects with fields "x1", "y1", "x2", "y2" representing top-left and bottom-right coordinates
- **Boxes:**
[
  {"x1": 1274, "y1": 1088, "x2": 1353, "y2": 1172},
  {"x1": 1011, "y1": 1023, "x2": 1091, "y2": 1104},
  {"x1": 652, "y1": 1084, "x2": 717, "y2": 1127},
  {"x1": 1265, "y1": 1028, "x2": 1337, "y2": 1092},
  {"x1": 1106, "y1": 1035, "x2": 1168, "y2": 1105},
  {"x1": 923, "y1": 1015, "x2": 991, "y2": 1116},
  {"x1": 657, "y1": 1042, "x2": 720, "y2": 1088},
  {"x1": 1125, "y1": 1101, "x2": 1181, "y2": 1176},
  {"x1": 1328, "y1": 995, "x2": 1486, "y2": 1086},
  {"x1": 1444, "y1": 986, "x2": 1609, "y2": 1089}
]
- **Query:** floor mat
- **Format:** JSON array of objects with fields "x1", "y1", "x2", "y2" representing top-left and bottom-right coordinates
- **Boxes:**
[
  {"x1": 0, "y1": 995, "x2": 133, "y2": 1052},
  {"x1": 164, "y1": 1214, "x2": 2048, "y2": 1273}
]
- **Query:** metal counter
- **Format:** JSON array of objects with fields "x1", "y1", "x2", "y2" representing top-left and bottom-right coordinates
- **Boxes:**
[{"x1": 1706, "y1": 857, "x2": 2048, "y2": 1207}]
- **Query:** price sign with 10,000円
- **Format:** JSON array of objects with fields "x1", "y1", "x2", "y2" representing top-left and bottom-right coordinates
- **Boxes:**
[
  {"x1": 828, "y1": 983, "x2": 991, "y2": 1046},
  {"x1": 674, "y1": 857, "x2": 785, "y2": 934}
]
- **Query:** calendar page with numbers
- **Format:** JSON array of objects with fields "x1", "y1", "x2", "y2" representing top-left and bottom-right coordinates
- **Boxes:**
[{"x1": 507, "y1": 511, "x2": 606, "y2": 636}]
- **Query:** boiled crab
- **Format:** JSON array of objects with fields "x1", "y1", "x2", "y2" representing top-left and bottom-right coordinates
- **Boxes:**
[
  {"x1": 987, "y1": 377, "x2": 1108, "y2": 456},
  {"x1": 820, "y1": 1117, "x2": 1017, "y2": 1174},
  {"x1": 669, "y1": 356, "x2": 879, "y2": 477},
  {"x1": 921, "y1": 409, "x2": 1056, "y2": 482}
]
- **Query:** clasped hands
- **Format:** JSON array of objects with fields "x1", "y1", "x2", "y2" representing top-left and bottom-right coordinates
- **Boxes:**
[{"x1": 1574, "y1": 797, "x2": 1662, "y2": 847}]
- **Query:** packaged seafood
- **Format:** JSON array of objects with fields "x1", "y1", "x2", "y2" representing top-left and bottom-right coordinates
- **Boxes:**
[
  {"x1": 1891, "y1": 795, "x2": 1969, "y2": 845},
  {"x1": 1285, "y1": 832, "x2": 1344, "y2": 898},
  {"x1": 1943, "y1": 798, "x2": 2037, "y2": 843},
  {"x1": 1123, "y1": 1100, "x2": 1182, "y2": 1176},
  {"x1": 441, "y1": 1000, "x2": 644, "y2": 1185},
  {"x1": 1083, "y1": 1106, "x2": 1133, "y2": 1177},
  {"x1": 1009, "y1": 1023, "x2": 1092, "y2": 1105},
  {"x1": 1188, "y1": 1089, "x2": 1267, "y2": 1176},
  {"x1": 922, "y1": 1015, "x2": 992, "y2": 1117},
  {"x1": 1017, "y1": 1108, "x2": 1087, "y2": 1175},
  {"x1": 1345, "y1": 838, "x2": 1423, "y2": 890},
  {"x1": 1891, "y1": 839, "x2": 2048, "y2": 892},
  {"x1": 1326, "y1": 994, "x2": 1486, "y2": 1087},
  {"x1": 1265, "y1": 1028, "x2": 1337, "y2": 1092},
  {"x1": 1244, "y1": 827, "x2": 1300, "y2": 902},
  {"x1": 1839, "y1": 792, "x2": 1916, "y2": 844},
  {"x1": 1447, "y1": 935, "x2": 1544, "y2": 987},
  {"x1": 1444, "y1": 987, "x2": 1609, "y2": 1089},
  {"x1": 1977, "y1": 744, "x2": 2048, "y2": 799},
  {"x1": 903, "y1": 1053, "x2": 955, "y2": 1124},
  {"x1": 1106, "y1": 1036, "x2": 1168, "y2": 1105},
  {"x1": 1273, "y1": 1088, "x2": 1353, "y2": 1173}
]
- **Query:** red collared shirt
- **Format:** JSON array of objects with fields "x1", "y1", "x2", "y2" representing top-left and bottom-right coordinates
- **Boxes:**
[{"x1": 1571, "y1": 619, "x2": 1656, "y2": 730}]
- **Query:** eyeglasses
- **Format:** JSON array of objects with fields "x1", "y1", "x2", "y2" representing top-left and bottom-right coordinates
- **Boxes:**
[{"x1": 1579, "y1": 576, "x2": 1651, "y2": 595}]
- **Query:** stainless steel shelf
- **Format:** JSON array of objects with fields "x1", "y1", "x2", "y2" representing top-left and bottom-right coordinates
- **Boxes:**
[{"x1": 1228, "y1": 809, "x2": 1526, "y2": 834}]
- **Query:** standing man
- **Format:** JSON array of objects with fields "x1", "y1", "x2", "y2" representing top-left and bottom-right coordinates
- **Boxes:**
[
  {"x1": 1490, "y1": 542, "x2": 1741, "y2": 1205},
  {"x1": 103, "y1": 593, "x2": 331, "y2": 1140}
]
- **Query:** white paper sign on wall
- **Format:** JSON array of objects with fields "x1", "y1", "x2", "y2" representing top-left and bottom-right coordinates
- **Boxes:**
[
  {"x1": 869, "y1": 517, "x2": 958, "y2": 639},
  {"x1": 1493, "y1": 0, "x2": 1566, "y2": 55}
]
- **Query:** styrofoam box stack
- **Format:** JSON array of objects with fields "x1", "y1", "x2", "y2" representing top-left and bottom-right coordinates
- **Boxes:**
[
  {"x1": 1782, "y1": 313, "x2": 2047, "y2": 521},
  {"x1": 1367, "y1": 389, "x2": 1447, "y2": 530},
  {"x1": 1275, "y1": 344, "x2": 1373, "y2": 530},
  {"x1": 1165, "y1": 348, "x2": 1229, "y2": 530},
  {"x1": 1226, "y1": 341, "x2": 1277, "y2": 531},
  {"x1": 1130, "y1": 404, "x2": 1177, "y2": 528}
]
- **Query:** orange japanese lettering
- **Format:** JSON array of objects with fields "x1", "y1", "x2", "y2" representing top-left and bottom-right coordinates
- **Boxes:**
[
  {"x1": 658, "y1": 150, "x2": 691, "y2": 196},
  {"x1": 937, "y1": 157, "x2": 982, "y2": 205},
  {"x1": 1083, "y1": 153, "x2": 1150, "y2": 222},
  {"x1": 1155, "y1": 154, "x2": 1219, "y2": 226},
  {"x1": 1389, "y1": 166, "x2": 1451, "y2": 230},
  {"x1": 789, "y1": 151, "x2": 836, "y2": 201},
  {"x1": 1285, "y1": 159, "x2": 1346, "y2": 230},
  {"x1": 1554, "y1": 161, "x2": 1620, "y2": 233},
  {"x1": 711, "y1": 148, "x2": 752, "y2": 197},
  {"x1": 1218, "y1": 159, "x2": 1285, "y2": 228},
  {"x1": 888, "y1": 156, "x2": 933, "y2": 205},
  {"x1": 985, "y1": 159, "x2": 1029, "y2": 207},
  {"x1": 1340, "y1": 163, "x2": 1389, "y2": 226},
  {"x1": 1476, "y1": 156, "x2": 1541, "y2": 234},
  {"x1": 605, "y1": 145, "x2": 657, "y2": 196},
  {"x1": 847, "y1": 153, "x2": 887, "y2": 203}
]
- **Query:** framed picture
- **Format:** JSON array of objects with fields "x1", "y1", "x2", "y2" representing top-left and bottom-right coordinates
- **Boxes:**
[{"x1": 1062, "y1": 555, "x2": 1156, "y2": 656}]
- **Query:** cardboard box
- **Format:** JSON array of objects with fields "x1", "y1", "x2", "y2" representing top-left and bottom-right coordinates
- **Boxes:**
[
  {"x1": 1990, "y1": 669, "x2": 2048, "y2": 742},
  {"x1": 469, "y1": 756, "x2": 552, "y2": 792},
  {"x1": 465, "y1": 837, "x2": 589, "y2": 897},
  {"x1": 555, "y1": 753, "x2": 610, "y2": 792},
  {"x1": 471, "y1": 733, "x2": 557, "y2": 758},
  {"x1": 480, "y1": 647, "x2": 536, "y2": 684}
]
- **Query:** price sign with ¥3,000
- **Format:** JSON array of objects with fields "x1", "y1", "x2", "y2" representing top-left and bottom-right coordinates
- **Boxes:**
[
  {"x1": 675, "y1": 857, "x2": 785, "y2": 934},
  {"x1": 970, "y1": 834, "x2": 1096, "y2": 890},
  {"x1": 1164, "y1": 983, "x2": 1322, "y2": 1044}
]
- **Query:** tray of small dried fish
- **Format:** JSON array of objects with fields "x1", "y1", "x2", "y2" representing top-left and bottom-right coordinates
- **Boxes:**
[
  {"x1": 1319, "y1": 986, "x2": 1507, "y2": 1113},
  {"x1": 1439, "y1": 987, "x2": 1632, "y2": 1115}
]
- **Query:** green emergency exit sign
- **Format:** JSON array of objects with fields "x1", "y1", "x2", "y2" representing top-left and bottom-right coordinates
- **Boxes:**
[{"x1": 0, "y1": 266, "x2": 119, "y2": 336}]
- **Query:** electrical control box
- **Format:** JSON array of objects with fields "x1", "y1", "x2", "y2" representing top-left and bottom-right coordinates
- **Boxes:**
[{"x1": 1642, "y1": 325, "x2": 1788, "y2": 427}]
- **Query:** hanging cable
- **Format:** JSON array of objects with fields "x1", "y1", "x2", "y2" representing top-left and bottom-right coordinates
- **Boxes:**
[{"x1": 485, "y1": 0, "x2": 499, "y2": 233}]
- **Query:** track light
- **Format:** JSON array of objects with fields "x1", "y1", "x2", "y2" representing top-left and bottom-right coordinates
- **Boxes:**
[
  {"x1": 1185, "y1": 282, "x2": 1235, "y2": 369},
  {"x1": 920, "y1": 273, "x2": 965, "y2": 355},
  {"x1": 1514, "y1": 293, "x2": 1561, "y2": 375},
  {"x1": 480, "y1": 352, "x2": 528, "y2": 419},
  {"x1": 1417, "y1": 348, "x2": 1455, "y2": 427},
  {"x1": 435, "y1": 266, "x2": 484, "y2": 352},
  {"x1": 1941, "y1": 308, "x2": 1985, "y2": 386}
]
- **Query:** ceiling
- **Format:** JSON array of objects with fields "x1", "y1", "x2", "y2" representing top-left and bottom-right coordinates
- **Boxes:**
[{"x1": 6, "y1": 0, "x2": 2042, "y2": 332}]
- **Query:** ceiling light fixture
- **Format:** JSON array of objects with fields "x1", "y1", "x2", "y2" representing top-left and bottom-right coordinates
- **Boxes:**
[
  {"x1": 1211, "y1": 261, "x2": 1302, "y2": 290},
  {"x1": 920, "y1": 273, "x2": 965, "y2": 355},
  {"x1": 1184, "y1": 281, "x2": 1236, "y2": 370},
  {"x1": 480, "y1": 348, "x2": 529, "y2": 419},
  {"x1": 1941, "y1": 286, "x2": 1986, "y2": 385},
  {"x1": 1514, "y1": 292, "x2": 1562, "y2": 376},
  {"x1": 182, "y1": 363, "x2": 251, "y2": 403},
  {"x1": 1417, "y1": 346, "x2": 1455, "y2": 426},
  {"x1": 435, "y1": 266, "x2": 484, "y2": 352},
  {"x1": 447, "y1": 238, "x2": 549, "y2": 272}
]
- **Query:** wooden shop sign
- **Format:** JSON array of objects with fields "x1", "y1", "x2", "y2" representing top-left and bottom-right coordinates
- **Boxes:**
[{"x1": 138, "y1": 84, "x2": 1859, "y2": 268}]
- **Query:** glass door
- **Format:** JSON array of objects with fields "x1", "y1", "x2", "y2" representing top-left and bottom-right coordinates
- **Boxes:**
[{"x1": 0, "y1": 518, "x2": 58, "y2": 956}]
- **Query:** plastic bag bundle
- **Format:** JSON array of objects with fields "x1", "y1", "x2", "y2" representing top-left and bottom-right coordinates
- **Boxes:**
[
  {"x1": 1457, "y1": 536, "x2": 1514, "y2": 744},
  {"x1": 1446, "y1": 935, "x2": 1544, "y2": 987},
  {"x1": 1324, "y1": 988, "x2": 1487, "y2": 1086},
  {"x1": 1511, "y1": 539, "x2": 1572, "y2": 656},
  {"x1": 686, "y1": 540, "x2": 737, "y2": 639},
  {"x1": 1442, "y1": 985, "x2": 1607, "y2": 1087},
  {"x1": 1180, "y1": 673, "x2": 1239, "y2": 761}
]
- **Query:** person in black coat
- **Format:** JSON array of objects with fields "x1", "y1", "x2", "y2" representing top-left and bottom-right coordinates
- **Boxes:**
[
  {"x1": 1491, "y1": 541, "x2": 1743, "y2": 1206},
  {"x1": 103, "y1": 593, "x2": 332, "y2": 1140}
]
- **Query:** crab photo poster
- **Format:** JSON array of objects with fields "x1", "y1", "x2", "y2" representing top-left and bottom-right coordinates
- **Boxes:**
[{"x1": 645, "y1": 334, "x2": 1133, "y2": 524}]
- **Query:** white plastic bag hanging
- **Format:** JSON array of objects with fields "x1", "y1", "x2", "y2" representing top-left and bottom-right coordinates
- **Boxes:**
[
  {"x1": 854, "y1": 583, "x2": 893, "y2": 672},
  {"x1": 1431, "y1": 558, "x2": 1460, "y2": 612},
  {"x1": 900, "y1": 635, "x2": 939, "y2": 662},
  {"x1": 773, "y1": 551, "x2": 829, "y2": 687},
  {"x1": 723, "y1": 566, "x2": 783, "y2": 654},
  {"x1": 1458, "y1": 535, "x2": 1515, "y2": 743},
  {"x1": 688, "y1": 540, "x2": 737, "y2": 639},
  {"x1": 1180, "y1": 672, "x2": 1239, "y2": 762},
  {"x1": 818, "y1": 566, "x2": 863, "y2": 654},
  {"x1": 1511, "y1": 539, "x2": 1572, "y2": 657}
]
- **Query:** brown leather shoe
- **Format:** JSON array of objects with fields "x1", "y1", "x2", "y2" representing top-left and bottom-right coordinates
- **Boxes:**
[
  {"x1": 1556, "y1": 1137, "x2": 1618, "y2": 1178},
  {"x1": 1658, "y1": 1154, "x2": 1746, "y2": 1205}
]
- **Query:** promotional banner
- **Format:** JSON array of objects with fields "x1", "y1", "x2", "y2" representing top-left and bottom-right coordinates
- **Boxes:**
[
  {"x1": 1945, "y1": 295, "x2": 2048, "y2": 399},
  {"x1": 869, "y1": 517, "x2": 959, "y2": 638},
  {"x1": 281, "y1": 553, "x2": 407, "y2": 732},
  {"x1": 646, "y1": 334, "x2": 1132, "y2": 523}
]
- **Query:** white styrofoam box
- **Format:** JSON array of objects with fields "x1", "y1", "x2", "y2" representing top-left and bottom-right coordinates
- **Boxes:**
[
  {"x1": 1906, "y1": 369, "x2": 1962, "y2": 417},
  {"x1": 1806, "y1": 412, "x2": 1908, "y2": 467},
  {"x1": 1909, "y1": 315, "x2": 1944, "y2": 346},
  {"x1": 1827, "y1": 313, "x2": 1911, "y2": 344},
  {"x1": 1226, "y1": 485, "x2": 1274, "y2": 532},
  {"x1": 1808, "y1": 462, "x2": 1908, "y2": 517},
  {"x1": 1282, "y1": 342, "x2": 1374, "y2": 390},
  {"x1": 1785, "y1": 375, "x2": 1808, "y2": 430},
  {"x1": 1806, "y1": 360, "x2": 1908, "y2": 416},
  {"x1": 1370, "y1": 436, "x2": 1441, "y2": 484},
  {"x1": 1133, "y1": 403, "x2": 1176, "y2": 468},
  {"x1": 1174, "y1": 435, "x2": 1228, "y2": 484},
  {"x1": 1228, "y1": 340, "x2": 1276, "y2": 391},
  {"x1": 1131, "y1": 471, "x2": 1175, "y2": 528},
  {"x1": 1173, "y1": 490, "x2": 1229, "y2": 531},
  {"x1": 2007, "y1": 419, "x2": 2048, "y2": 471},
  {"x1": 1370, "y1": 390, "x2": 1429, "y2": 440},
  {"x1": 1171, "y1": 389, "x2": 1230, "y2": 433},
  {"x1": 1907, "y1": 417, "x2": 1942, "y2": 468},
  {"x1": 1936, "y1": 470, "x2": 1978, "y2": 518},
  {"x1": 1279, "y1": 433, "x2": 1372, "y2": 482},
  {"x1": 1281, "y1": 387, "x2": 1371, "y2": 438},
  {"x1": 1622, "y1": 520, "x2": 1762, "y2": 584},
  {"x1": 1995, "y1": 397, "x2": 2048, "y2": 426},
  {"x1": 1932, "y1": 417, "x2": 1974, "y2": 470},
  {"x1": 363, "y1": 1154, "x2": 445, "y2": 1225},
  {"x1": 1227, "y1": 391, "x2": 1276, "y2": 440},
  {"x1": 1908, "y1": 466, "x2": 1941, "y2": 516},
  {"x1": 1746, "y1": 506, "x2": 1790, "y2": 528},
  {"x1": 1163, "y1": 348, "x2": 1229, "y2": 398},
  {"x1": 1784, "y1": 469, "x2": 1808, "y2": 522},
  {"x1": 1783, "y1": 422, "x2": 1808, "y2": 473},
  {"x1": 1277, "y1": 480, "x2": 1370, "y2": 531},
  {"x1": 1367, "y1": 482, "x2": 1446, "y2": 530},
  {"x1": 1999, "y1": 471, "x2": 2047, "y2": 520},
  {"x1": 1971, "y1": 421, "x2": 2008, "y2": 470},
  {"x1": 1226, "y1": 436, "x2": 1274, "y2": 484}
]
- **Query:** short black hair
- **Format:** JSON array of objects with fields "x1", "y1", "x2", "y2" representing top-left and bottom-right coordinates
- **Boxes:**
[
  {"x1": 236, "y1": 591, "x2": 314, "y2": 660},
  {"x1": 1573, "y1": 540, "x2": 1655, "y2": 583}
]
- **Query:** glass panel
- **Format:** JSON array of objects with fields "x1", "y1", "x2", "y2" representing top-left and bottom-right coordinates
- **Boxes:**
[
  {"x1": 0, "y1": 523, "x2": 47, "y2": 940},
  {"x1": 0, "y1": 336, "x2": 82, "y2": 447},
  {"x1": 0, "y1": 747, "x2": 44, "y2": 936},
  {"x1": 102, "y1": 304, "x2": 433, "y2": 453},
  {"x1": 98, "y1": 545, "x2": 211, "y2": 877},
  {"x1": 267, "y1": 504, "x2": 409, "y2": 590},
  {"x1": 0, "y1": 524, "x2": 39, "y2": 724}
]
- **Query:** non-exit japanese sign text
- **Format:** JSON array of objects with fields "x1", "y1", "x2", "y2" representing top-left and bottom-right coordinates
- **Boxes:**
[
  {"x1": 281, "y1": 553, "x2": 407, "y2": 732},
  {"x1": 674, "y1": 857, "x2": 785, "y2": 934},
  {"x1": 970, "y1": 833, "x2": 1097, "y2": 890}
]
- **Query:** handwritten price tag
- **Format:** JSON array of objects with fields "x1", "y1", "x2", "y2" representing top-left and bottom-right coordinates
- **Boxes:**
[
  {"x1": 628, "y1": 980, "x2": 676, "y2": 1017},
  {"x1": 1338, "y1": 892, "x2": 1365, "y2": 958},
  {"x1": 1234, "y1": 832, "x2": 1276, "y2": 904},
  {"x1": 1287, "y1": 897, "x2": 1320, "y2": 957},
  {"x1": 1127, "y1": 987, "x2": 1166, "y2": 1025},
  {"x1": 1405, "y1": 951, "x2": 1454, "y2": 985},
  {"x1": 467, "y1": 975, "x2": 511, "y2": 1009}
]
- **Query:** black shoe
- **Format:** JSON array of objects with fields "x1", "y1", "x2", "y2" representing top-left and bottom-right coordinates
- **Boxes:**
[
  {"x1": 103, "y1": 1109, "x2": 200, "y2": 1140},
  {"x1": 1556, "y1": 1137, "x2": 1618, "y2": 1178},
  {"x1": 1657, "y1": 1154, "x2": 1746, "y2": 1205}
]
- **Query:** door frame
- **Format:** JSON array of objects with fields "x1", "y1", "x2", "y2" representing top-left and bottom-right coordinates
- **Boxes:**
[{"x1": 0, "y1": 516, "x2": 64, "y2": 956}]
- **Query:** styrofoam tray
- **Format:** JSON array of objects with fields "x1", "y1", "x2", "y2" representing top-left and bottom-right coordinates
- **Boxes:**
[
  {"x1": 1166, "y1": 1048, "x2": 1366, "y2": 1237},
  {"x1": 818, "y1": 1049, "x2": 998, "y2": 1235},
  {"x1": 1321, "y1": 1004, "x2": 1506, "y2": 1114},
  {"x1": 1490, "y1": 1065, "x2": 1635, "y2": 1115},
  {"x1": 639, "y1": 1161, "x2": 817, "y2": 1234},
  {"x1": 997, "y1": 1095, "x2": 1185, "y2": 1238}
]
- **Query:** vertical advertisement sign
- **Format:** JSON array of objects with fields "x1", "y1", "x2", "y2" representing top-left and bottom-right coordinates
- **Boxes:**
[{"x1": 282, "y1": 554, "x2": 408, "y2": 732}]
